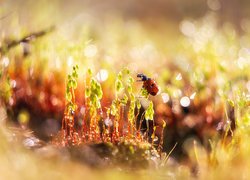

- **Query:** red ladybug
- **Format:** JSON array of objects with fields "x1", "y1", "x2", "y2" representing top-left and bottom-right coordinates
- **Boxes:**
[{"x1": 137, "y1": 73, "x2": 159, "y2": 96}]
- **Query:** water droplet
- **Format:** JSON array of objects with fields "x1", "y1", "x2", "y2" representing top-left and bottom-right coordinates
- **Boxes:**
[
  {"x1": 153, "y1": 136, "x2": 159, "y2": 142},
  {"x1": 161, "y1": 93, "x2": 170, "y2": 103},
  {"x1": 190, "y1": 92, "x2": 196, "y2": 100},
  {"x1": 10, "y1": 80, "x2": 16, "y2": 88},
  {"x1": 216, "y1": 122, "x2": 223, "y2": 131},
  {"x1": 9, "y1": 97, "x2": 14, "y2": 106},
  {"x1": 96, "y1": 69, "x2": 109, "y2": 82},
  {"x1": 104, "y1": 118, "x2": 113, "y2": 127},
  {"x1": 180, "y1": 96, "x2": 190, "y2": 107},
  {"x1": 176, "y1": 73, "x2": 182, "y2": 81},
  {"x1": 23, "y1": 137, "x2": 40, "y2": 148},
  {"x1": 2, "y1": 57, "x2": 9, "y2": 67}
]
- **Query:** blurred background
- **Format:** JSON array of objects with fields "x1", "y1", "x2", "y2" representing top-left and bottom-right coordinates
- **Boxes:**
[{"x1": 1, "y1": 0, "x2": 250, "y2": 30}]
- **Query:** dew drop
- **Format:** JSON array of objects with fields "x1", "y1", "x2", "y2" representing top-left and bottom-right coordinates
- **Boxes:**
[
  {"x1": 176, "y1": 73, "x2": 182, "y2": 81},
  {"x1": 161, "y1": 93, "x2": 170, "y2": 103},
  {"x1": 190, "y1": 92, "x2": 196, "y2": 100},
  {"x1": 96, "y1": 69, "x2": 109, "y2": 82},
  {"x1": 180, "y1": 96, "x2": 190, "y2": 107}
]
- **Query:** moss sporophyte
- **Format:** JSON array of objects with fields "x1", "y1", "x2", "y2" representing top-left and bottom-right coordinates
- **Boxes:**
[{"x1": 58, "y1": 66, "x2": 164, "y2": 152}]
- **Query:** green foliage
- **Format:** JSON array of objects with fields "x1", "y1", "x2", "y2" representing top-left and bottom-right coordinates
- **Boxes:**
[
  {"x1": 145, "y1": 101, "x2": 154, "y2": 121},
  {"x1": 113, "y1": 68, "x2": 135, "y2": 115},
  {"x1": 115, "y1": 79, "x2": 124, "y2": 93},
  {"x1": 89, "y1": 78, "x2": 103, "y2": 108},
  {"x1": 64, "y1": 65, "x2": 79, "y2": 123},
  {"x1": 60, "y1": 66, "x2": 160, "y2": 149},
  {"x1": 87, "y1": 68, "x2": 93, "y2": 76},
  {"x1": 110, "y1": 101, "x2": 118, "y2": 116},
  {"x1": 140, "y1": 88, "x2": 149, "y2": 98},
  {"x1": 66, "y1": 65, "x2": 79, "y2": 103},
  {"x1": 128, "y1": 100, "x2": 135, "y2": 122},
  {"x1": 136, "y1": 99, "x2": 141, "y2": 110}
]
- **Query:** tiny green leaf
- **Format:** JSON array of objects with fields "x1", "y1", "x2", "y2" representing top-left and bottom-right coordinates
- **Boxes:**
[
  {"x1": 115, "y1": 79, "x2": 124, "y2": 92},
  {"x1": 136, "y1": 100, "x2": 141, "y2": 110},
  {"x1": 145, "y1": 101, "x2": 154, "y2": 121},
  {"x1": 66, "y1": 92, "x2": 72, "y2": 102}
]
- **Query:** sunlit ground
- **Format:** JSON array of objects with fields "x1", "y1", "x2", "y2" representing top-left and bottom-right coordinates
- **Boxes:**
[{"x1": 1, "y1": 0, "x2": 250, "y2": 179}]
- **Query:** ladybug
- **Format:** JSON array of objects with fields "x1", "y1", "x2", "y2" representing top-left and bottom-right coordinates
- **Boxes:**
[{"x1": 137, "y1": 73, "x2": 159, "y2": 96}]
